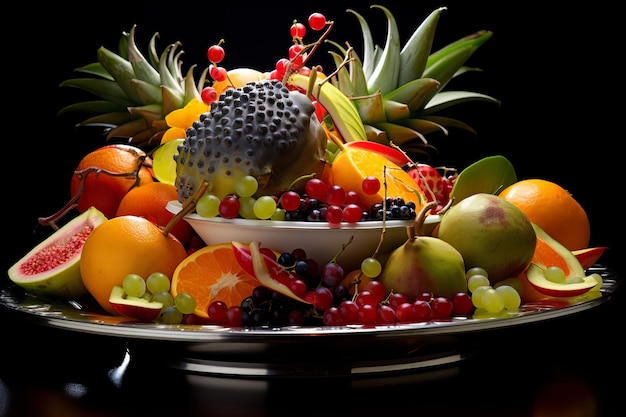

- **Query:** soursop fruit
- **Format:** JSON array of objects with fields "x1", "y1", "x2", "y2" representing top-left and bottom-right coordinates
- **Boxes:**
[{"x1": 175, "y1": 80, "x2": 327, "y2": 201}]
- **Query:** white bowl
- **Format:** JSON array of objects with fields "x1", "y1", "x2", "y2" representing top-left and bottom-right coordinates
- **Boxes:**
[{"x1": 166, "y1": 201, "x2": 440, "y2": 271}]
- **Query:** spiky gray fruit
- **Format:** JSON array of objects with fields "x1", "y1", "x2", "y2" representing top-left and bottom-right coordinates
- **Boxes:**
[{"x1": 175, "y1": 80, "x2": 327, "y2": 202}]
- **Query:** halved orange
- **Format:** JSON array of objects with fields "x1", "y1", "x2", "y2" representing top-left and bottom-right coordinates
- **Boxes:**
[
  {"x1": 331, "y1": 147, "x2": 426, "y2": 210},
  {"x1": 170, "y1": 242, "x2": 261, "y2": 318}
]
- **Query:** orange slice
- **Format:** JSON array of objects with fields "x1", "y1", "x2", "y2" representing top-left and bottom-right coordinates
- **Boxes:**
[
  {"x1": 171, "y1": 242, "x2": 261, "y2": 318},
  {"x1": 331, "y1": 147, "x2": 426, "y2": 210}
]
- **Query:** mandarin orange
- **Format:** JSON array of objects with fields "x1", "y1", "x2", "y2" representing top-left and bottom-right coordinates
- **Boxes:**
[
  {"x1": 499, "y1": 179, "x2": 590, "y2": 251},
  {"x1": 171, "y1": 243, "x2": 261, "y2": 318},
  {"x1": 80, "y1": 215, "x2": 188, "y2": 315},
  {"x1": 70, "y1": 144, "x2": 154, "y2": 218},
  {"x1": 115, "y1": 181, "x2": 193, "y2": 246}
]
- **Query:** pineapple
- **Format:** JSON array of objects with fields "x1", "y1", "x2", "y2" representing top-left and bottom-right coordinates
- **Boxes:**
[
  {"x1": 313, "y1": 5, "x2": 499, "y2": 158},
  {"x1": 58, "y1": 25, "x2": 208, "y2": 149}
]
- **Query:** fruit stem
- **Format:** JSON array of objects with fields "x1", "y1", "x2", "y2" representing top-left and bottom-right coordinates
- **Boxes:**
[
  {"x1": 408, "y1": 201, "x2": 437, "y2": 240},
  {"x1": 162, "y1": 181, "x2": 209, "y2": 237}
]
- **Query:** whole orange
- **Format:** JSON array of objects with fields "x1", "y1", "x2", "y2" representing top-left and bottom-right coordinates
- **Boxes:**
[
  {"x1": 498, "y1": 179, "x2": 590, "y2": 251},
  {"x1": 116, "y1": 181, "x2": 193, "y2": 246},
  {"x1": 80, "y1": 215, "x2": 188, "y2": 315},
  {"x1": 70, "y1": 144, "x2": 154, "y2": 218}
]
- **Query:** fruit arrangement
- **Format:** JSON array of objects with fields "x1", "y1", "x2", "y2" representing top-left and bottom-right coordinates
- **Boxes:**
[{"x1": 7, "y1": 5, "x2": 610, "y2": 329}]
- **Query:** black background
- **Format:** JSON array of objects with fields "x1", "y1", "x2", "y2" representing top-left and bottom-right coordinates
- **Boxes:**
[
  {"x1": 4, "y1": 1, "x2": 622, "y2": 283},
  {"x1": 2, "y1": 2, "x2": 625, "y2": 416}
]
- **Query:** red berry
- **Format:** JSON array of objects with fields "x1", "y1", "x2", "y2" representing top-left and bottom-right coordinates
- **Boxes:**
[
  {"x1": 290, "y1": 22, "x2": 306, "y2": 39},
  {"x1": 362, "y1": 175, "x2": 381, "y2": 195},
  {"x1": 210, "y1": 65, "x2": 227, "y2": 82},
  {"x1": 452, "y1": 292, "x2": 474, "y2": 315},
  {"x1": 207, "y1": 44, "x2": 225, "y2": 64},
  {"x1": 200, "y1": 87, "x2": 218, "y2": 105},
  {"x1": 308, "y1": 12, "x2": 327, "y2": 31},
  {"x1": 431, "y1": 297, "x2": 454, "y2": 319}
]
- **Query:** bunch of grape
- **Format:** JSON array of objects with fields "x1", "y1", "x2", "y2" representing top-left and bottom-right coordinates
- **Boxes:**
[
  {"x1": 195, "y1": 175, "x2": 418, "y2": 224},
  {"x1": 204, "y1": 246, "x2": 482, "y2": 328},
  {"x1": 122, "y1": 272, "x2": 197, "y2": 324}
]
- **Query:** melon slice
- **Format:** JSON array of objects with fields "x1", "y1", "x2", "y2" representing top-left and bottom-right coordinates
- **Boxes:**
[{"x1": 8, "y1": 207, "x2": 107, "y2": 299}]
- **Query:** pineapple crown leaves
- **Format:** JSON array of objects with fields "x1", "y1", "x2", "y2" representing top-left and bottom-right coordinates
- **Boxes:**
[
  {"x1": 57, "y1": 25, "x2": 206, "y2": 147},
  {"x1": 327, "y1": 5, "x2": 500, "y2": 154}
]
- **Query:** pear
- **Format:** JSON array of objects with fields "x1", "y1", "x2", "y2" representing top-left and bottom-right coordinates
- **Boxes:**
[
  {"x1": 379, "y1": 202, "x2": 467, "y2": 301},
  {"x1": 437, "y1": 193, "x2": 536, "y2": 284}
]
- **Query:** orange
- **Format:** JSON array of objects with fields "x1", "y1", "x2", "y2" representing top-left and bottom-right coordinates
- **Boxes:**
[
  {"x1": 331, "y1": 147, "x2": 426, "y2": 210},
  {"x1": 80, "y1": 215, "x2": 188, "y2": 315},
  {"x1": 70, "y1": 144, "x2": 154, "y2": 219},
  {"x1": 211, "y1": 67, "x2": 268, "y2": 97},
  {"x1": 116, "y1": 181, "x2": 193, "y2": 246},
  {"x1": 171, "y1": 243, "x2": 261, "y2": 318},
  {"x1": 499, "y1": 179, "x2": 590, "y2": 251}
]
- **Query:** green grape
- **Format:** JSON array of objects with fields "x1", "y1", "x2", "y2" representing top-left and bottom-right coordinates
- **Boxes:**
[
  {"x1": 482, "y1": 288, "x2": 504, "y2": 313},
  {"x1": 238, "y1": 196, "x2": 257, "y2": 219},
  {"x1": 122, "y1": 274, "x2": 146, "y2": 297},
  {"x1": 151, "y1": 291, "x2": 174, "y2": 309},
  {"x1": 467, "y1": 274, "x2": 490, "y2": 293},
  {"x1": 160, "y1": 306, "x2": 184, "y2": 324},
  {"x1": 466, "y1": 267, "x2": 488, "y2": 280},
  {"x1": 235, "y1": 175, "x2": 259, "y2": 198},
  {"x1": 544, "y1": 266, "x2": 566, "y2": 283},
  {"x1": 361, "y1": 257, "x2": 382, "y2": 278},
  {"x1": 567, "y1": 276, "x2": 585, "y2": 284},
  {"x1": 253, "y1": 196, "x2": 277, "y2": 219},
  {"x1": 494, "y1": 277, "x2": 525, "y2": 295},
  {"x1": 174, "y1": 293, "x2": 197, "y2": 315},
  {"x1": 147, "y1": 272, "x2": 170, "y2": 294},
  {"x1": 471, "y1": 285, "x2": 491, "y2": 309},
  {"x1": 495, "y1": 285, "x2": 521, "y2": 310},
  {"x1": 196, "y1": 194, "x2": 221, "y2": 218},
  {"x1": 270, "y1": 208, "x2": 286, "y2": 220}
]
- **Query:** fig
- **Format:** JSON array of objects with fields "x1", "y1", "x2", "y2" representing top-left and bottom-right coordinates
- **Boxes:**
[
  {"x1": 8, "y1": 207, "x2": 107, "y2": 299},
  {"x1": 378, "y1": 202, "x2": 467, "y2": 301},
  {"x1": 437, "y1": 193, "x2": 536, "y2": 283}
]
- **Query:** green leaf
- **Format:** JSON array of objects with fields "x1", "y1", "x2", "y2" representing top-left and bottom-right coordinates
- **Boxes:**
[
  {"x1": 450, "y1": 155, "x2": 517, "y2": 204},
  {"x1": 398, "y1": 7, "x2": 446, "y2": 85}
]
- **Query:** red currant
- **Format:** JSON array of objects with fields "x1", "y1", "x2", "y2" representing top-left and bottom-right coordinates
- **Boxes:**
[
  {"x1": 207, "y1": 44, "x2": 225, "y2": 64},
  {"x1": 308, "y1": 12, "x2": 327, "y2": 31},
  {"x1": 290, "y1": 21, "x2": 306, "y2": 39},
  {"x1": 210, "y1": 65, "x2": 227, "y2": 82},
  {"x1": 279, "y1": 190, "x2": 301, "y2": 211},
  {"x1": 362, "y1": 175, "x2": 381, "y2": 195},
  {"x1": 342, "y1": 203, "x2": 362, "y2": 223},
  {"x1": 200, "y1": 87, "x2": 218, "y2": 105}
]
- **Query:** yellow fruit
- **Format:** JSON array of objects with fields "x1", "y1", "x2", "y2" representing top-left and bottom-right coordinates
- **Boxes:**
[
  {"x1": 152, "y1": 138, "x2": 185, "y2": 186},
  {"x1": 80, "y1": 215, "x2": 188, "y2": 314},
  {"x1": 212, "y1": 67, "x2": 268, "y2": 97},
  {"x1": 331, "y1": 147, "x2": 425, "y2": 210},
  {"x1": 499, "y1": 179, "x2": 590, "y2": 251}
]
